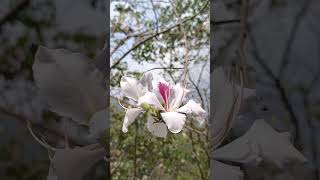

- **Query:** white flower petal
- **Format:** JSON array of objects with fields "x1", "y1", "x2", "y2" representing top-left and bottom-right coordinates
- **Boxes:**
[
  {"x1": 122, "y1": 108, "x2": 142, "y2": 133},
  {"x1": 120, "y1": 76, "x2": 145, "y2": 100},
  {"x1": 212, "y1": 135, "x2": 262, "y2": 166},
  {"x1": 147, "y1": 114, "x2": 167, "y2": 138},
  {"x1": 170, "y1": 83, "x2": 189, "y2": 110},
  {"x1": 210, "y1": 160, "x2": 244, "y2": 180},
  {"x1": 33, "y1": 46, "x2": 107, "y2": 124},
  {"x1": 161, "y1": 112, "x2": 186, "y2": 133},
  {"x1": 211, "y1": 119, "x2": 307, "y2": 168},
  {"x1": 138, "y1": 92, "x2": 165, "y2": 111},
  {"x1": 177, "y1": 100, "x2": 207, "y2": 124}
]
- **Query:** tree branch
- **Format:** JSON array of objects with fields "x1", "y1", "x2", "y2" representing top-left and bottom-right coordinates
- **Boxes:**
[
  {"x1": 248, "y1": 29, "x2": 301, "y2": 145},
  {"x1": 212, "y1": 19, "x2": 240, "y2": 26},
  {"x1": 142, "y1": 67, "x2": 184, "y2": 73},
  {"x1": 189, "y1": 72, "x2": 205, "y2": 108},
  {"x1": 278, "y1": 0, "x2": 312, "y2": 78}
]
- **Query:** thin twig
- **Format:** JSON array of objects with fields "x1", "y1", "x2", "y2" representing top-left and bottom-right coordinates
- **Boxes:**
[
  {"x1": 142, "y1": 67, "x2": 184, "y2": 73},
  {"x1": 188, "y1": 72, "x2": 205, "y2": 108},
  {"x1": 197, "y1": 60, "x2": 208, "y2": 86},
  {"x1": 185, "y1": 125, "x2": 208, "y2": 138}
]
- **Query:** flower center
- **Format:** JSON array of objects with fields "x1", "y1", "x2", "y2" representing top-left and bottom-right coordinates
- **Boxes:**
[{"x1": 158, "y1": 82, "x2": 170, "y2": 111}]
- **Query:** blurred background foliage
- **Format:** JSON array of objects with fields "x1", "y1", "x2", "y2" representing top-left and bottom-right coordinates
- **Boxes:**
[{"x1": 0, "y1": 0, "x2": 107, "y2": 179}]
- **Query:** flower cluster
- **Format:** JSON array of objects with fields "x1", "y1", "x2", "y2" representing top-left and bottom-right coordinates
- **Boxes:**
[{"x1": 120, "y1": 74, "x2": 207, "y2": 137}]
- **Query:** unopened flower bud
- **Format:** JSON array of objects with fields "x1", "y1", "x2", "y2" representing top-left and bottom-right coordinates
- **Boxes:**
[{"x1": 141, "y1": 103, "x2": 151, "y2": 111}]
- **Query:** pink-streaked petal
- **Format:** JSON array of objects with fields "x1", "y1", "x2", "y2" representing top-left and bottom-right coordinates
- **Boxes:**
[
  {"x1": 138, "y1": 92, "x2": 165, "y2": 111},
  {"x1": 157, "y1": 81, "x2": 171, "y2": 110},
  {"x1": 151, "y1": 78, "x2": 169, "y2": 92},
  {"x1": 147, "y1": 114, "x2": 167, "y2": 138},
  {"x1": 152, "y1": 79, "x2": 170, "y2": 102},
  {"x1": 122, "y1": 108, "x2": 142, "y2": 133},
  {"x1": 161, "y1": 112, "x2": 186, "y2": 133}
]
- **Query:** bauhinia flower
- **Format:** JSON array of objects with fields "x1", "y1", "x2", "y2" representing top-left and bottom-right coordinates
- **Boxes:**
[
  {"x1": 120, "y1": 73, "x2": 153, "y2": 133},
  {"x1": 120, "y1": 74, "x2": 207, "y2": 138}
]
